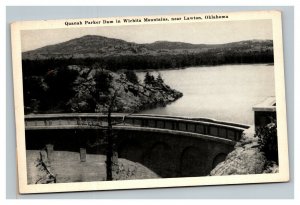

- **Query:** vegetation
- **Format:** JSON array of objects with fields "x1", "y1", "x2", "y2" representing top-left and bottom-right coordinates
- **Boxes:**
[
  {"x1": 22, "y1": 35, "x2": 274, "y2": 68},
  {"x1": 156, "y1": 73, "x2": 164, "y2": 84},
  {"x1": 23, "y1": 65, "x2": 78, "y2": 113},
  {"x1": 144, "y1": 72, "x2": 155, "y2": 85},
  {"x1": 22, "y1": 48, "x2": 274, "y2": 73},
  {"x1": 124, "y1": 70, "x2": 139, "y2": 84},
  {"x1": 22, "y1": 61, "x2": 182, "y2": 114},
  {"x1": 254, "y1": 119, "x2": 278, "y2": 163}
]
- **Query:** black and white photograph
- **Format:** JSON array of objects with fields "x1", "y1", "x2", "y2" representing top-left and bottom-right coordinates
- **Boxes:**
[{"x1": 11, "y1": 10, "x2": 289, "y2": 193}]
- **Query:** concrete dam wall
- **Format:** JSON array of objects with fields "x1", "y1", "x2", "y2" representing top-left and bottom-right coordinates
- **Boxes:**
[{"x1": 25, "y1": 113, "x2": 249, "y2": 178}]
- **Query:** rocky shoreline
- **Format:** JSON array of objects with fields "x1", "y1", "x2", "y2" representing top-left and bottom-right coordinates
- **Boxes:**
[
  {"x1": 25, "y1": 65, "x2": 183, "y2": 114},
  {"x1": 210, "y1": 128, "x2": 278, "y2": 176},
  {"x1": 105, "y1": 72, "x2": 183, "y2": 113}
]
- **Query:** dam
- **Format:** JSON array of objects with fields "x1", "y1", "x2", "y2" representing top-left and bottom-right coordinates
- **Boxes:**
[{"x1": 25, "y1": 113, "x2": 250, "y2": 179}]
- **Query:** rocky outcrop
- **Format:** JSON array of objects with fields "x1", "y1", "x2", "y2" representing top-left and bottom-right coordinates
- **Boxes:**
[
  {"x1": 67, "y1": 66, "x2": 183, "y2": 113},
  {"x1": 24, "y1": 63, "x2": 183, "y2": 114},
  {"x1": 27, "y1": 150, "x2": 56, "y2": 184},
  {"x1": 210, "y1": 129, "x2": 278, "y2": 176},
  {"x1": 106, "y1": 73, "x2": 182, "y2": 112}
]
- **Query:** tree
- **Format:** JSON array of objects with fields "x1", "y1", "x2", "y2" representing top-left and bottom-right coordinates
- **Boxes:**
[
  {"x1": 94, "y1": 69, "x2": 113, "y2": 95},
  {"x1": 144, "y1": 72, "x2": 155, "y2": 85},
  {"x1": 98, "y1": 88, "x2": 135, "y2": 181},
  {"x1": 44, "y1": 66, "x2": 78, "y2": 111},
  {"x1": 156, "y1": 73, "x2": 164, "y2": 85},
  {"x1": 254, "y1": 118, "x2": 278, "y2": 163},
  {"x1": 23, "y1": 76, "x2": 48, "y2": 113},
  {"x1": 103, "y1": 90, "x2": 120, "y2": 181},
  {"x1": 124, "y1": 70, "x2": 139, "y2": 84}
]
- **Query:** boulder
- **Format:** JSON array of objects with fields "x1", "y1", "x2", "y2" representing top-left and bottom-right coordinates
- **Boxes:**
[{"x1": 210, "y1": 147, "x2": 266, "y2": 176}]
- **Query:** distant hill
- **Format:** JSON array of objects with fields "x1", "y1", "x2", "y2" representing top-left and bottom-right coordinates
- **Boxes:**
[
  {"x1": 143, "y1": 39, "x2": 273, "y2": 50},
  {"x1": 143, "y1": 41, "x2": 206, "y2": 50},
  {"x1": 22, "y1": 35, "x2": 273, "y2": 60},
  {"x1": 22, "y1": 35, "x2": 150, "y2": 60}
]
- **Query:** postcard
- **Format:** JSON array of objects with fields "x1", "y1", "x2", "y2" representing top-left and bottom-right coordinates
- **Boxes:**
[{"x1": 11, "y1": 10, "x2": 289, "y2": 194}]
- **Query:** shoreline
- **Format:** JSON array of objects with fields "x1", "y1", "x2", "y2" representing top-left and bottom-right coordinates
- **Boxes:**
[{"x1": 131, "y1": 62, "x2": 274, "y2": 73}]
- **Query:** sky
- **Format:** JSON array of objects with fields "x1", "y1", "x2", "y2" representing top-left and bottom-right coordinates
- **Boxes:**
[{"x1": 21, "y1": 19, "x2": 273, "y2": 52}]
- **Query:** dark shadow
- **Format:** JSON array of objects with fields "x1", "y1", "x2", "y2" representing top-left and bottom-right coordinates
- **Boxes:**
[
  {"x1": 142, "y1": 142, "x2": 176, "y2": 178},
  {"x1": 180, "y1": 146, "x2": 208, "y2": 177},
  {"x1": 118, "y1": 140, "x2": 143, "y2": 163},
  {"x1": 212, "y1": 153, "x2": 227, "y2": 169}
]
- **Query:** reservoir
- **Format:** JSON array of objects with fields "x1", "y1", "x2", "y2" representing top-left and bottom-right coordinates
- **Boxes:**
[{"x1": 136, "y1": 64, "x2": 275, "y2": 125}]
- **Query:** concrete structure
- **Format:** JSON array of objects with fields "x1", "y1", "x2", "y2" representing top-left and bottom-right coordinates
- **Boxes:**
[
  {"x1": 252, "y1": 96, "x2": 276, "y2": 129},
  {"x1": 25, "y1": 113, "x2": 249, "y2": 177}
]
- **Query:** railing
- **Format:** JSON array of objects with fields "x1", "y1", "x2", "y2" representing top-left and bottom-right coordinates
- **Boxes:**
[{"x1": 25, "y1": 113, "x2": 249, "y2": 142}]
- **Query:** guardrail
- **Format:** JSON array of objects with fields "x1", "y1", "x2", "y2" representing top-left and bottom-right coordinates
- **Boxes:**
[{"x1": 25, "y1": 113, "x2": 249, "y2": 142}]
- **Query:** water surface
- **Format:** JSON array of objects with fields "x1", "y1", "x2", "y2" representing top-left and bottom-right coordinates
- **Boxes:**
[{"x1": 136, "y1": 64, "x2": 275, "y2": 125}]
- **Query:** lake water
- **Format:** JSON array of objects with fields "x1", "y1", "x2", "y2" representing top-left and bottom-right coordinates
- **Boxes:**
[{"x1": 136, "y1": 64, "x2": 275, "y2": 125}]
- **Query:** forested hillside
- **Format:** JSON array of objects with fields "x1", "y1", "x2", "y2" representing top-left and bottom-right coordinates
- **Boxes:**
[{"x1": 22, "y1": 35, "x2": 274, "y2": 71}]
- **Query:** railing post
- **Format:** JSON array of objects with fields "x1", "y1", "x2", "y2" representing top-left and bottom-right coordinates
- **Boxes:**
[
  {"x1": 235, "y1": 131, "x2": 241, "y2": 141},
  {"x1": 80, "y1": 148, "x2": 87, "y2": 162},
  {"x1": 46, "y1": 144, "x2": 54, "y2": 162},
  {"x1": 207, "y1": 125, "x2": 210, "y2": 135}
]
